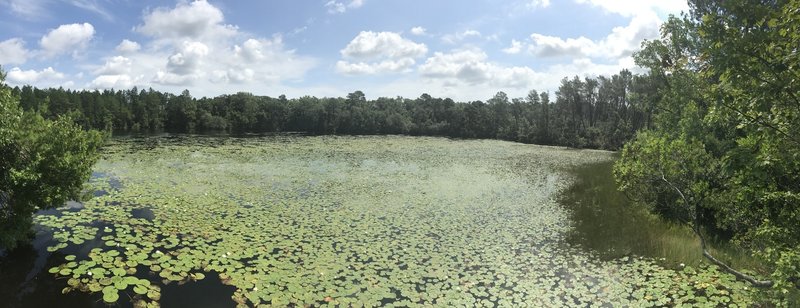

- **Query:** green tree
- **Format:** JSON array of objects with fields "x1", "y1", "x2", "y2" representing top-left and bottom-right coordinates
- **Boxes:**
[
  {"x1": 615, "y1": 0, "x2": 800, "y2": 302},
  {"x1": 0, "y1": 68, "x2": 104, "y2": 249}
]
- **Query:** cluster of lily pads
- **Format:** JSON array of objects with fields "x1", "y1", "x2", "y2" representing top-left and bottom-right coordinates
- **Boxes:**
[{"x1": 34, "y1": 135, "x2": 754, "y2": 306}]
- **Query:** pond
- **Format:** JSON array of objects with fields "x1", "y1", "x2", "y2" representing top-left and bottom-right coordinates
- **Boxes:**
[{"x1": 0, "y1": 135, "x2": 754, "y2": 307}]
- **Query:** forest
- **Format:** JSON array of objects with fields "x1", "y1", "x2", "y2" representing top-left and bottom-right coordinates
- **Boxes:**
[{"x1": 9, "y1": 69, "x2": 654, "y2": 150}]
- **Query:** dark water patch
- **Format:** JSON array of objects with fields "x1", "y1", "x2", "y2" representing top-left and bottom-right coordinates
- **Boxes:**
[
  {"x1": 37, "y1": 208, "x2": 63, "y2": 217},
  {"x1": 131, "y1": 208, "x2": 155, "y2": 221},
  {"x1": 35, "y1": 201, "x2": 85, "y2": 218},
  {"x1": 91, "y1": 171, "x2": 124, "y2": 192},
  {"x1": 563, "y1": 160, "x2": 678, "y2": 262},
  {"x1": 159, "y1": 272, "x2": 237, "y2": 308},
  {"x1": 65, "y1": 201, "x2": 85, "y2": 211},
  {"x1": 560, "y1": 159, "x2": 750, "y2": 270},
  {"x1": 108, "y1": 177, "x2": 123, "y2": 190},
  {"x1": 0, "y1": 233, "x2": 107, "y2": 308}
]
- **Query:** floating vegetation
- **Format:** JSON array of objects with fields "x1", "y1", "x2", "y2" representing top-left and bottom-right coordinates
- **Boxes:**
[{"x1": 34, "y1": 135, "x2": 754, "y2": 306}]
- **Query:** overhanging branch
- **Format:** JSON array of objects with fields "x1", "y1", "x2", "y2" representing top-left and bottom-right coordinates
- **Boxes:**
[{"x1": 658, "y1": 171, "x2": 774, "y2": 288}]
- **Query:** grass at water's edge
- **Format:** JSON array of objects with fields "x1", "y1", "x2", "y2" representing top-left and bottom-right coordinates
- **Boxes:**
[{"x1": 561, "y1": 158, "x2": 768, "y2": 275}]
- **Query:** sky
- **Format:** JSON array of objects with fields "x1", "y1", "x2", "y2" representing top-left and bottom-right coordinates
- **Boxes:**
[{"x1": 0, "y1": 0, "x2": 689, "y2": 101}]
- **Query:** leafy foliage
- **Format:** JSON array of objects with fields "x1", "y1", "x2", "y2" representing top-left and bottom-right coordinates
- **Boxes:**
[
  {"x1": 615, "y1": 0, "x2": 800, "y2": 303},
  {"x1": 0, "y1": 68, "x2": 104, "y2": 249}
]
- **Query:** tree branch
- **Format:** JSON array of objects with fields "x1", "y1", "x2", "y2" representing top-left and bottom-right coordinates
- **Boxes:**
[{"x1": 658, "y1": 171, "x2": 774, "y2": 288}]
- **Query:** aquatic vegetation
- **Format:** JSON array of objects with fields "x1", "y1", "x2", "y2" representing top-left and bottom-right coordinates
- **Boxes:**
[{"x1": 34, "y1": 135, "x2": 754, "y2": 306}]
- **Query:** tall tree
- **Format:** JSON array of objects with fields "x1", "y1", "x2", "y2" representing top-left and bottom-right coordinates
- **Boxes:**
[{"x1": 0, "y1": 68, "x2": 104, "y2": 249}]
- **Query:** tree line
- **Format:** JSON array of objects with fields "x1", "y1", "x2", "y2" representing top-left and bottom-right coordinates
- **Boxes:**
[{"x1": 10, "y1": 69, "x2": 656, "y2": 150}]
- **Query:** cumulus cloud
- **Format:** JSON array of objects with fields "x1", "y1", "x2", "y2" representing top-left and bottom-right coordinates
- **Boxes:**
[
  {"x1": 0, "y1": 38, "x2": 29, "y2": 65},
  {"x1": 419, "y1": 49, "x2": 540, "y2": 88},
  {"x1": 166, "y1": 41, "x2": 209, "y2": 75},
  {"x1": 136, "y1": 0, "x2": 235, "y2": 41},
  {"x1": 90, "y1": 56, "x2": 137, "y2": 89},
  {"x1": 502, "y1": 39, "x2": 523, "y2": 54},
  {"x1": 410, "y1": 26, "x2": 427, "y2": 36},
  {"x1": 150, "y1": 41, "x2": 209, "y2": 86},
  {"x1": 216, "y1": 35, "x2": 315, "y2": 84},
  {"x1": 601, "y1": 12, "x2": 661, "y2": 58},
  {"x1": 336, "y1": 58, "x2": 416, "y2": 75},
  {"x1": 116, "y1": 39, "x2": 141, "y2": 53},
  {"x1": 153, "y1": 71, "x2": 198, "y2": 86},
  {"x1": 6, "y1": 67, "x2": 65, "y2": 84},
  {"x1": 337, "y1": 31, "x2": 427, "y2": 75},
  {"x1": 524, "y1": 10, "x2": 660, "y2": 59},
  {"x1": 234, "y1": 39, "x2": 268, "y2": 62},
  {"x1": 341, "y1": 31, "x2": 427, "y2": 60},
  {"x1": 212, "y1": 68, "x2": 255, "y2": 84},
  {"x1": 104, "y1": 0, "x2": 316, "y2": 91},
  {"x1": 39, "y1": 23, "x2": 95, "y2": 58},
  {"x1": 325, "y1": 0, "x2": 365, "y2": 14},
  {"x1": 528, "y1": 34, "x2": 596, "y2": 57},
  {"x1": 94, "y1": 56, "x2": 132, "y2": 75},
  {"x1": 89, "y1": 74, "x2": 135, "y2": 89}
]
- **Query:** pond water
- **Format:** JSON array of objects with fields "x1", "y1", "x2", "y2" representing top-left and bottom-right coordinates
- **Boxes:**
[{"x1": 0, "y1": 135, "x2": 754, "y2": 307}]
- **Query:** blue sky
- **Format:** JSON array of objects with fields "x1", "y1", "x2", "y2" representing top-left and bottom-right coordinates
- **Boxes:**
[{"x1": 0, "y1": 0, "x2": 688, "y2": 101}]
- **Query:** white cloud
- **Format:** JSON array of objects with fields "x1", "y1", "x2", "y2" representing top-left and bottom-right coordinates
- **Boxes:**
[
  {"x1": 151, "y1": 41, "x2": 209, "y2": 86},
  {"x1": 1, "y1": 0, "x2": 47, "y2": 19},
  {"x1": 525, "y1": 10, "x2": 660, "y2": 59},
  {"x1": 116, "y1": 39, "x2": 141, "y2": 53},
  {"x1": 153, "y1": 71, "x2": 198, "y2": 86},
  {"x1": 419, "y1": 49, "x2": 540, "y2": 88},
  {"x1": 117, "y1": 0, "x2": 316, "y2": 91},
  {"x1": 89, "y1": 74, "x2": 135, "y2": 89},
  {"x1": 90, "y1": 56, "x2": 137, "y2": 89},
  {"x1": 528, "y1": 34, "x2": 596, "y2": 57},
  {"x1": 94, "y1": 56, "x2": 132, "y2": 75},
  {"x1": 136, "y1": 0, "x2": 235, "y2": 41},
  {"x1": 39, "y1": 23, "x2": 95, "y2": 58},
  {"x1": 234, "y1": 39, "x2": 267, "y2": 62},
  {"x1": 69, "y1": 0, "x2": 113, "y2": 20},
  {"x1": 325, "y1": 0, "x2": 365, "y2": 14},
  {"x1": 341, "y1": 31, "x2": 427, "y2": 60},
  {"x1": 601, "y1": 12, "x2": 661, "y2": 58},
  {"x1": 442, "y1": 30, "x2": 482, "y2": 44},
  {"x1": 221, "y1": 35, "x2": 315, "y2": 84},
  {"x1": 6, "y1": 67, "x2": 65, "y2": 84},
  {"x1": 502, "y1": 39, "x2": 523, "y2": 54},
  {"x1": 212, "y1": 68, "x2": 255, "y2": 84},
  {"x1": 528, "y1": 0, "x2": 551, "y2": 9},
  {"x1": 0, "y1": 38, "x2": 29, "y2": 65},
  {"x1": 410, "y1": 26, "x2": 427, "y2": 36},
  {"x1": 2, "y1": 0, "x2": 113, "y2": 20},
  {"x1": 337, "y1": 31, "x2": 427, "y2": 75},
  {"x1": 336, "y1": 58, "x2": 416, "y2": 75},
  {"x1": 166, "y1": 41, "x2": 209, "y2": 75},
  {"x1": 575, "y1": 0, "x2": 688, "y2": 17}
]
